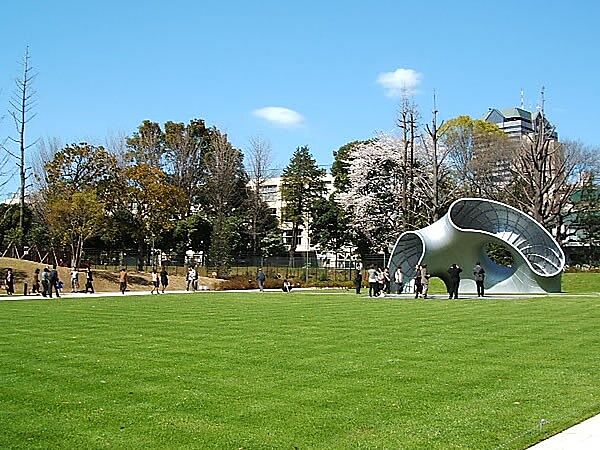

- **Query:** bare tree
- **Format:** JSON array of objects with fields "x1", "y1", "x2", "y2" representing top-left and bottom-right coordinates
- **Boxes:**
[
  {"x1": 396, "y1": 94, "x2": 420, "y2": 227},
  {"x1": 508, "y1": 115, "x2": 595, "y2": 243},
  {"x1": 8, "y1": 47, "x2": 37, "y2": 239},
  {"x1": 204, "y1": 132, "x2": 246, "y2": 275},
  {"x1": 32, "y1": 137, "x2": 63, "y2": 191},
  {"x1": 416, "y1": 93, "x2": 455, "y2": 222},
  {"x1": 104, "y1": 131, "x2": 129, "y2": 167},
  {"x1": 246, "y1": 136, "x2": 273, "y2": 255}
]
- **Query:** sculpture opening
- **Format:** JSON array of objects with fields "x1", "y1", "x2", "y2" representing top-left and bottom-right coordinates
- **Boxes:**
[{"x1": 484, "y1": 242, "x2": 514, "y2": 268}]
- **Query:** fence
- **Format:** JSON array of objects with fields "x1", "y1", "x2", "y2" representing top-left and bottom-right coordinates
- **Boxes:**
[{"x1": 1, "y1": 246, "x2": 388, "y2": 282}]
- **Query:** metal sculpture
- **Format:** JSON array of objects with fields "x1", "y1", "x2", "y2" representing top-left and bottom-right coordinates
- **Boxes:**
[{"x1": 389, "y1": 198, "x2": 565, "y2": 294}]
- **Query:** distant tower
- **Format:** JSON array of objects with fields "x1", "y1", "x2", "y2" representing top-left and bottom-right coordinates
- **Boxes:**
[{"x1": 520, "y1": 88, "x2": 525, "y2": 109}]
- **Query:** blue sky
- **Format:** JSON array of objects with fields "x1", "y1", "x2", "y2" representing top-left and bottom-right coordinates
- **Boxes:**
[{"x1": 1, "y1": 0, "x2": 598, "y2": 183}]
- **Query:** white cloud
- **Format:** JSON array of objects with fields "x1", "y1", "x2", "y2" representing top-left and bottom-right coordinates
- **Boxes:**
[
  {"x1": 252, "y1": 106, "x2": 304, "y2": 127},
  {"x1": 376, "y1": 68, "x2": 422, "y2": 97}
]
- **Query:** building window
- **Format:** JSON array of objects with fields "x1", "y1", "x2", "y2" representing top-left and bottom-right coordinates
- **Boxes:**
[{"x1": 283, "y1": 230, "x2": 302, "y2": 246}]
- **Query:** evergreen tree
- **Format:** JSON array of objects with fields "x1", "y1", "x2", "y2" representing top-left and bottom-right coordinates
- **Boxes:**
[{"x1": 280, "y1": 146, "x2": 326, "y2": 264}]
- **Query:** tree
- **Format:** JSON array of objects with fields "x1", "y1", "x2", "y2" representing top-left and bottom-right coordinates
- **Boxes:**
[
  {"x1": 46, "y1": 190, "x2": 105, "y2": 268},
  {"x1": 331, "y1": 140, "x2": 369, "y2": 193},
  {"x1": 338, "y1": 135, "x2": 410, "y2": 254},
  {"x1": 203, "y1": 132, "x2": 247, "y2": 276},
  {"x1": 339, "y1": 135, "x2": 423, "y2": 252},
  {"x1": 396, "y1": 95, "x2": 420, "y2": 227},
  {"x1": 310, "y1": 195, "x2": 352, "y2": 267},
  {"x1": 416, "y1": 100, "x2": 456, "y2": 222},
  {"x1": 42, "y1": 143, "x2": 119, "y2": 267},
  {"x1": 120, "y1": 164, "x2": 188, "y2": 269},
  {"x1": 280, "y1": 146, "x2": 326, "y2": 264},
  {"x1": 245, "y1": 137, "x2": 275, "y2": 255},
  {"x1": 331, "y1": 140, "x2": 376, "y2": 259},
  {"x1": 571, "y1": 175, "x2": 600, "y2": 265},
  {"x1": 44, "y1": 143, "x2": 118, "y2": 195},
  {"x1": 442, "y1": 115, "x2": 513, "y2": 200},
  {"x1": 508, "y1": 121, "x2": 594, "y2": 242},
  {"x1": 8, "y1": 47, "x2": 37, "y2": 241},
  {"x1": 125, "y1": 120, "x2": 165, "y2": 167},
  {"x1": 163, "y1": 119, "x2": 212, "y2": 212}
]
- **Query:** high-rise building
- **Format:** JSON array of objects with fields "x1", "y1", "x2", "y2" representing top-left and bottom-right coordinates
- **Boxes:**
[{"x1": 483, "y1": 107, "x2": 557, "y2": 140}]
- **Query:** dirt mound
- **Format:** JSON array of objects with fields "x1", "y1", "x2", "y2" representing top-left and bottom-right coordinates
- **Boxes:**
[{"x1": 0, "y1": 258, "x2": 222, "y2": 294}]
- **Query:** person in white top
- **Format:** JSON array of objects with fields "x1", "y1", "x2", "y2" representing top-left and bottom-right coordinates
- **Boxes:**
[
  {"x1": 150, "y1": 268, "x2": 159, "y2": 294},
  {"x1": 394, "y1": 267, "x2": 404, "y2": 294},
  {"x1": 70, "y1": 268, "x2": 79, "y2": 292},
  {"x1": 367, "y1": 266, "x2": 378, "y2": 298}
]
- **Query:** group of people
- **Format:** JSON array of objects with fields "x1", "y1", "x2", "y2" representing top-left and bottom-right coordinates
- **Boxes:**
[
  {"x1": 150, "y1": 267, "x2": 170, "y2": 294},
  {"x1": 413, "y1": 264, "x2": 431, "y2": 298},
  {"x1": 355, "y1": 266, "x2": 392, "y2": 297},
  {"x1": 68, "y1": 267, "x2": 95, "y2": 294},
  {"x1": 443, "y1": 262, "x2": 486, "y2": 298},
  {"x1": 3, "y1": 265, "x2": 95, "y2": 298},
  {"x1": 352, "y1": 260, "x2": 487, "y2": 299}
]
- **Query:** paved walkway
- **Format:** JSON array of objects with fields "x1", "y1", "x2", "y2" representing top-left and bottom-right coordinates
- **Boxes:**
[{"x1": 528, "y1": 413, "x2": 600, "y2": 449}]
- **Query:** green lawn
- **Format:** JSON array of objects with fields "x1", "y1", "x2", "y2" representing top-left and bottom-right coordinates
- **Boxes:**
[{"x1": 0, "y1": 285, "x2": 599, "y2": 448}]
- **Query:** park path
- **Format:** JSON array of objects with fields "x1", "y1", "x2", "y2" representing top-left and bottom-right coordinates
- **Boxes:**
[{"x1": 527, "y1": 413, "x2": 600, "y2": 449}]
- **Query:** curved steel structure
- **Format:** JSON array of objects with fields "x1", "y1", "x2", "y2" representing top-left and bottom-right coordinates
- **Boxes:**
[{"x1": 389, "y1": 198, "x2": 565, "y2": 294}]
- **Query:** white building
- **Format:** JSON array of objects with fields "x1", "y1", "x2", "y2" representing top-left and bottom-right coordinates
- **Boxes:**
[{"x1": 259, "y1": 173, "x2": 356, "y2": 268}]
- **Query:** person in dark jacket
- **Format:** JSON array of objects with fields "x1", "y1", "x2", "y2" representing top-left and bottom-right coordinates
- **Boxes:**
[
  {"x1": 85, "y1": 267, "x2": 95, "y2": 293},
  {"x1": 49, "y1": 265, "x2": 60, "y2": 298},
  {"x1": 256, "y1": 269, "x2": 266, "y2": 292},
  {"x1": 473, "y1": 262, "x2": 485, "y2": 297},
  {"x1": 447, "y1": 263, "x2": 462, "y2": 299},
  {"x1": 41, "y1": 267, "x2": 50, "y2": 297},
  {"x1": 354, "y1": 270, "x2": 363, "y2": 294},
  {"x1": 32, "y1": 268, "x2": 41, "y2": 294},
  {"x1": 414, "y1": 265, "x2": 423, "y2": 299},
  {"x1": 160, "y1": 268, "x2": 169, "y2": 293}
]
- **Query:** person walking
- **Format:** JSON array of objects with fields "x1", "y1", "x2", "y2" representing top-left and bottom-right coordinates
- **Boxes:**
[
  {"x1": 367, "y1": 265, "x2": 378, "y2": 298},
  {"x1": 383, "y1": 268, "x2": 391, "y2": 294},
  {"x1": 256, "y1": 268, "x2": 266, "y2": 292},
  {"x1": 150, "y1": 268, "x2": 159, "y2": 294},
  {"x1": 119, "y1": 268, "x2": 128, "y2": 295},
  {"x1": 5, "y1": 268, "x2": 14, "y2": 295},
  {"x1": 160, "y1": 267, "x2": 169, "y2": 293},
  {"x1": 41, "y1": 267, "x2": 50, "y2": 297},
  {"x1": 414, "y1": 265, "x2": 423, "y2": 298},
  {"x1": 186, "y1": 267, "x2": 193, "y2": 291},
  {"x1": 473, "y1": 261, "x2": 486, "y2": 297},
  {"x1": 70, "y1": 267, "x2": 79, "y2": 292},
  {"x1": 32, "y1": 268, "x2": 41, "y2": 295},
  {"x1": 354, "y1": 269, "x2": 363, "y2": 294},
  {"x1": 49, "y1": 265, "x2": 60, "y2": 298},
  {"x1": 394, "y1": 267, "x2": 404, "y2": 294},
  {"x1": 192, "y1": 266, "x2": 199, "y2": 291},
  {"x1": 376, "y1": 267, "x2": 385, "y2": 297},
  {"x1": 420, "y1": 264, "x2": 430, "y2": 299},
  {"x1": 447, "y1": 263, "x2": 463, "y2": 299},
  {"x1": 85, "y1": 267, "x2": 95, "y2": 293}
]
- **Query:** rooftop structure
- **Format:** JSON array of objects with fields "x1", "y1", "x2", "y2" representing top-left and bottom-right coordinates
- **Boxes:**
[{"x1": 483, "y1": 107, "x2": 558, "y2": 140}]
